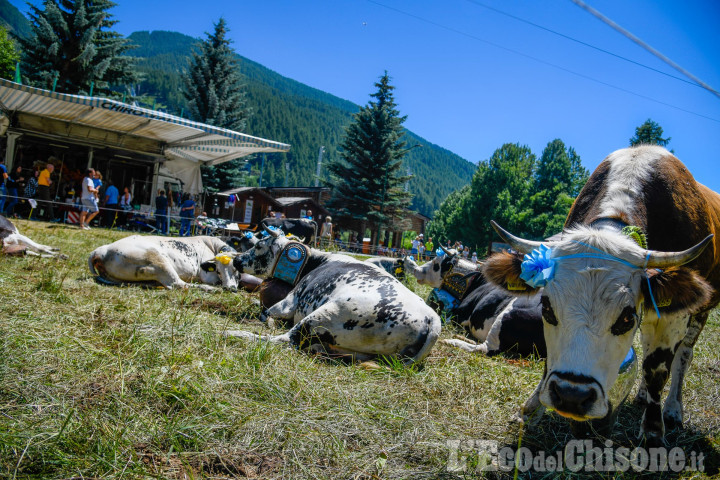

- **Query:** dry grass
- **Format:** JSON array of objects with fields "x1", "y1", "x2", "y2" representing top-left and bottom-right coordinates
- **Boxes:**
[{"x1": 0, "y1": 219, "x2": 718, "y2": 479}]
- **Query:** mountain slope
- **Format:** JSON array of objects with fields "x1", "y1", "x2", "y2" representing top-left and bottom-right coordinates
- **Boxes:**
[{"x1": 128, "y1": 30, "x2": 475, "y2": 216}]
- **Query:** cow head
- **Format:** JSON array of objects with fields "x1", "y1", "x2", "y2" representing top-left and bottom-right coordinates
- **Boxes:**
[
  {"x1": 233, "y1": 226, "x2": 289, "y2": 277},
  {"x1": 484, "y1": 221, "x2": 713, "y2": 421},
  {"x1": 200, "y1": 251, "x2": 241, "y2": 290},
  {"x1": 227, "y1": 233, "x2": 260, "y2": 252},
  {"x1": 405, "y1": 246, "x2": 457, "y2": 287}
]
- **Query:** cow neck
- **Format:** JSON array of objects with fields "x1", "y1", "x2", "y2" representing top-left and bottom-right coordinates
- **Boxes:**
[{"x1": 294, "y1": 248, "x2": 331, "y2": 282}]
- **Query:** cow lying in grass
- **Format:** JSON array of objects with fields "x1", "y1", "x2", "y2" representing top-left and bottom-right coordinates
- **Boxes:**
[
  {"x1": 88, "y1": 235, "x2": 261, "y2": 291},
  {"x1": 405, "y1": 249, "x2": 546, "y2": 357},
  {"x1": 0, "y1": 215, "x2": 65, "y2": 258},
  {"x1": 226, "y1": 227, "x2": 441, "y2": 364}
]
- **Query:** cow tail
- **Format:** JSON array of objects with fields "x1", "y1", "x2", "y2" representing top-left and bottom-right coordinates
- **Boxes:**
[{"x1": 88, "y1": 251, "x2": 122, "y2": 286}]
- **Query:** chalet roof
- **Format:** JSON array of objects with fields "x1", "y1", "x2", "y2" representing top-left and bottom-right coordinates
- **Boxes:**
[{"x1": 274, "y1": 196, "x2": 320, "y2": 206}]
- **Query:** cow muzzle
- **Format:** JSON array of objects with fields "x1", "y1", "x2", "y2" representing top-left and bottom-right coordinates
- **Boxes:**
[{"x1": 542, "y1": 372, "x2": 607, "y2": 421}]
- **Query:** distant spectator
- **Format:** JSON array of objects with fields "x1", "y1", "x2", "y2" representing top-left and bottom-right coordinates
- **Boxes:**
[
  {"x1": 23, "y1": 169, "x2": 39, "y2": 218},
  {"x1": 304, "y1": 209, "x2": 313, "y2": 221},
  {"x1": 0, "y1": 159, "x2": 8, "y2": 214},
  {"x1": 425, "y1": 237, "x2": 434, "y2": 258},
  {"x1": 179, "y1": 192, "x2": 196, "y2": 236},
  {"x1": 418, "y1": 237, "x2": 426, "y2": 261},
  {"x1": 471, "y1": 251, "x2": 478, "y2": 264},
  {"x1": 92, "y1": 170, "x2": 103, "y2": 201},
  {"x1": 463, "y1": 246, "x2": 470, "y2": 259},
  {"x1": 118, "y1": 186, "x2": 132, "y2": 228},
  {"x1": 37, "y1": 161, "x2": 55, "y2": 221},
  {"x1": 5, "y1": 165, "x2": 24, "y2": 217},
  {"x1": 103, "y1": 181, "x2": 119, "y2": 227},
  {"x1": 155, "y1": 189, "x2": 169, "y2": 235},
  {"x1": 196, "y1": 211, "x2": 209, "y2": 235},
  {"x1": 320, "y1": 215, "x2": 333, "y2": 248},
  {"x1": 411, "y1": 235, "x2": 422, "y2": 255},
  {"x1": 78, "y1": 168, "x2": 100, "y2": 230}
]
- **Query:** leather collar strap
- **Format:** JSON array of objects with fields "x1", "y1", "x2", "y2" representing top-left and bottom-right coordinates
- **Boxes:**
[
  {"x1": 440, "y1": 258, "x2": 480, "y2": 300},
  {"x1": 271, "y1": 242, "x2": 310, "y2": 285}
]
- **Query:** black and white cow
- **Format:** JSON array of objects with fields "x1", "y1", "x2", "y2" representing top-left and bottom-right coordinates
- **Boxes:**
[
  {"x1": 405, "y1": 251, "x2": 546, "y2": 357},
  {"x1": 366, "y1": 256, "x2": 405, "y2": 279},
  {"x1": 260, "y1": 217, "x2": 317, "y2": 245},
  {"x1": 88, "y1": 235, "x2": 260, "y2": 291},
  {"x1": 227, "y1": 228, "x2": 441, "y2": 364},
  {"x1": 484, "y1": 146, "x2": 720, "y2": 446},
  {"x1": 0, "y1": 215, "x2": 65, "y2": 258}
]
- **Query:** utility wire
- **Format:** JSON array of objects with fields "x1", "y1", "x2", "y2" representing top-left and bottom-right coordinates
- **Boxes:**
[
  {"x1": 364, "y1": 0, "x2": 720, "y2": 124},
  {"x1": 570, "y1": 0, "x2": 720, "y2": 100},
  {"x1": 463, "y1": 0, "x2": 701, "y2": 89}
]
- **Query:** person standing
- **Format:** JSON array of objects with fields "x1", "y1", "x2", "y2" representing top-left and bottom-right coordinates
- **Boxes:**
[
  {"x1": 23, "y1": 169, "x2": 39, "y2": 218},
  {"x1": 179, "y1": 193, "x2": 195, "y2": 236},
  {"x1": 0, "y1": 159, "x2": 8, "y2": 214},
  {"x1": 425, "y1": 236, "x2": 434, "y2": 259},
  {"x1": 155, "y1": 189, "x2": 168, "y2": 235},
  {"x1": 78, "y1": 168, "x2": 100, "y2": 230},
  {"x1": 5, "y1": 165, "x2": 24, "y2": 216},
  {"x1": 118, "y1": 186, "x2": 132, "y2": 228},
  {"x1": 102, "y1": 181, "x2": 119, "y2": 227},
  {"x1": 320, "y1": 215, "x2": 333, "y2": 248},
  {"x1": 37, "y1": 161, "x2": 55, "y2": 221}
]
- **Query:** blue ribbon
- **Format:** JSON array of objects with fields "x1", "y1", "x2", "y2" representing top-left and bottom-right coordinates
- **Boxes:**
[
  {"x1": 520, "y1": 244, "x2": 555, "y2": 288},
  {"x1": 436, "y1": 248, "x2": 445, "y2": 257},
  {"x1": 519, "y1": 241, "x2": 662, "y2": 319},
  {"x1": 261, "y1": 225, "x2": 283, "y2": 237}
]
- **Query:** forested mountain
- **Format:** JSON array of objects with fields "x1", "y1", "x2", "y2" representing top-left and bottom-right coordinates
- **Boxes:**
[
  {"x1": 127, "y1": 30, "x2": 475, "y2": 216},
  {"x1": 0, "y1": 0, "x2": 476, "y2": 216},
  {"x1": 0, "y1": 0, "x2": 31, "y2": 38}
]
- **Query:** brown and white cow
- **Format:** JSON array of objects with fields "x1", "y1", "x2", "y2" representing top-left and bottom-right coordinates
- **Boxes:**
[{"x1": 483, "y1": 146, "x2": 719, "y2": 446}]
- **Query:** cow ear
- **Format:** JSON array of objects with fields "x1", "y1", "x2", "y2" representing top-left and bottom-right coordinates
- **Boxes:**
[
  {"x1": 482, "y1": 251, "x2": 539, "y2": 294},
  {"x1": 642, "y1": 267, "x2": 713, "y2": 315},
  {"x1": 228, "y1": 237, "x2": 242, "y2": 250},
  {"x1": 220, "y1": 244, "x2": 236, "y2": 253},
  {"x1": 200, "y1": 260, "x2": 217, "y2": 272}
]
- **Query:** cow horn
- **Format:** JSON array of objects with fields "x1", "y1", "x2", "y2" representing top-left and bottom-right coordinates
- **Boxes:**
[
  {"x1": 264, "y1": 225, "x2": 281, "y2": 238},
  {"x1": 440, "y1": 245, "x2": 454, "y2": 257},
  {"x1": 490, "y1": 221, "x2": 543, "y2": 254},
  {"x1": 643, "y1": 234, "x2": 714, "y2": 269}
]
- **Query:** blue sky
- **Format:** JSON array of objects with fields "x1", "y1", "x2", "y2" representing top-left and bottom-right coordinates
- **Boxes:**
[{"x1": 9, "y1": 0, "x2": 720, "y2": 192}]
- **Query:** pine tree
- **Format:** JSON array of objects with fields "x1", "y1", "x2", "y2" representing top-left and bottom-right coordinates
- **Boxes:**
[
  {"x1": 17, "y1": 0, "x2": 137, "y2": 96},
  {"x1": 326, "y1": 72, "x2": 413, "y2": 243},
  {"x1": 183, "y1": 18, "x2": 251, "y2": 192},
  {"x1": 0, "y1": 26, "x2": 20, "y2": 80},
  {"x1": 630, "y1": 119, "x2": 671, "y2": 148}
]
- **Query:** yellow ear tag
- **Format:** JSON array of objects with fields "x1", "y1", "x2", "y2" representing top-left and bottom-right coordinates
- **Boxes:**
[
  {"x1": 215, "y1": 254, "x2": 232, "y2": 265},
  {"x1": 657, "y1": 298, "x2": 671, "y2": 308},
  {"x1": 507, "y1": 281, "x2": 527, "y2": 291}
]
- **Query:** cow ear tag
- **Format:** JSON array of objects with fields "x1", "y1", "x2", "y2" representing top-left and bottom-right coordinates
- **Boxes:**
[
  {"x1": 271, "y1": 242, "x2": 310, "y2": 285},
  {"x1": 215, "y1": 254, "x2": 232, "y2": 265},
  {"x1": 507, "y1": 281, "x2": 527, "y2": 291}
]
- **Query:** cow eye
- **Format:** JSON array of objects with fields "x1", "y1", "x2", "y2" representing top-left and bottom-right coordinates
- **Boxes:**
[
  {"x1": 610, "y1": 306, "x2": 637, "y2": 336},
  {"x1": 541, "y1": 295, "x2": 558, "y2": 326}
]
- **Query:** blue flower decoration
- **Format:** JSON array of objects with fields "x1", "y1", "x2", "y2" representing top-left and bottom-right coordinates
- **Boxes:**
[
  {"x1": 436, "y1": 248, "x2": 445, "y2": 257},
  {"x1": 519, "y1": 244, "x2": 555, "y2": 288},
  {"x1": 244, "y1": 232, "x2": 254, "y2": 239},
  {"x1": 261, "y1": 226, "x2": 283, "y2": 237}
]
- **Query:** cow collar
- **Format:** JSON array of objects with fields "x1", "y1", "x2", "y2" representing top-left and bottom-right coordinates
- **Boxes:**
[
  {"x1": 440, "y1": 257, "x2": 481, "y2": 301},
  {"x1": 590, "y1": 217, "x2": 648, "y2": 249},
  {"x1": 271, "y1": 241, "x2": 310, "y2": 285}
]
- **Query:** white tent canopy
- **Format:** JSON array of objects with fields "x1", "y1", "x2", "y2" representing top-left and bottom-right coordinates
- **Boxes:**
[{"x1": 0, "y1": 79, "x2": 290, "y2": 193}]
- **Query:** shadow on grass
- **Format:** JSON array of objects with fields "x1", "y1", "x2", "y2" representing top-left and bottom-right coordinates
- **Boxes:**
[{"x1": 473, "y1": 402, "x2": 720, "y2": 479}]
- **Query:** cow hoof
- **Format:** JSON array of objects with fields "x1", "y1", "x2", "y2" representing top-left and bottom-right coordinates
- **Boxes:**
[{"x1": 663, "y1": 412, "x2": 682, "y2": 431}]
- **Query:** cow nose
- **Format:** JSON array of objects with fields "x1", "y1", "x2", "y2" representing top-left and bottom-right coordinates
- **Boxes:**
[{"x1": 548, "y1": 378, "x2": 598, "y2": 416}]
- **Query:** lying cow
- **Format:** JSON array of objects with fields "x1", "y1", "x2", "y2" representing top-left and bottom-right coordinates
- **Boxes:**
[
  {"x1": 405, "y1": 250, "x2": 546, "y2": 357},
  {"x1": 260, "y1": 217, "x2": 317, "y2": 245},
  {"x1": 88, "y1": 235, "x2": 261, "y2": 291},
  {"x1": 366, "y1": 256, "x2": 405, "y2": 279},
  {"x1": 226, "y1": 227, "x2": 441, "y2": 364},
  {"x1": 1, "y1": 215, "x2": 65, "y2": 258},
  {"x1": 484, "y1": 145, "x2": 719, "y2": 446}
]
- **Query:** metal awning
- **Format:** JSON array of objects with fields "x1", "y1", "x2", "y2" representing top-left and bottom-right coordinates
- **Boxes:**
[{"x1": 0, "y1": 78, "x2": 291, "y2": 165}]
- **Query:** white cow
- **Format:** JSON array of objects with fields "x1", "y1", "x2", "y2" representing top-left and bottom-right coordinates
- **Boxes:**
[
  {"x1": 88, "y1": 235, "x2": 246, "y2": 291},
  {"x1": 0, "y1": 215, "x2": 65, "y2": 258}
]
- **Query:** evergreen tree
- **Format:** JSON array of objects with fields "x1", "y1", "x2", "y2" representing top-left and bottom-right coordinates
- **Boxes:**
[
  {"x1": 17, "y1": 0, "x2": 137, "y2": 96},
  {"x1": 183, "y1": 18, "x2": 251, "y2": 192},
  {"x1": 630, "y1": 119, "x2": 671, "y2": 148},
  {"x1": 326, "y1": 72, "x2": 413, "y2": 243},
  {"x1": 0, "y1": 26, "x2": 19, "y2": 80}
]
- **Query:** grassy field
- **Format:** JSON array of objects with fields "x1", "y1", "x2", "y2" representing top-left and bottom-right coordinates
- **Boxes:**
[{"x1": 0, "y1": 219, "x2": 718, "y2": 479}]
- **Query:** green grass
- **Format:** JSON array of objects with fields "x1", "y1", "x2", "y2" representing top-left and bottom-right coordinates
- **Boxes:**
[{"x1": 0, "y1": 220, "x2": 718, "y2": 479}]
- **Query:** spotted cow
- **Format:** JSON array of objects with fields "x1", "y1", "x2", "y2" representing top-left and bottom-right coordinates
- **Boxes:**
[
  {"x1": 1, "y1": 215, "x2": 65, "y2": 258},
  {"x1": 227, "y1": 228, "x2": 441, "y2": 364},
  {"x1": 405, "y1": 251, "x2": 546, "y2": 357},
  {"x1": 88, "y1": 235, "x2": 260, "y2": 291},
  {"x1": 484, "y1": 146, "x2": 720, "y2": 445}
]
